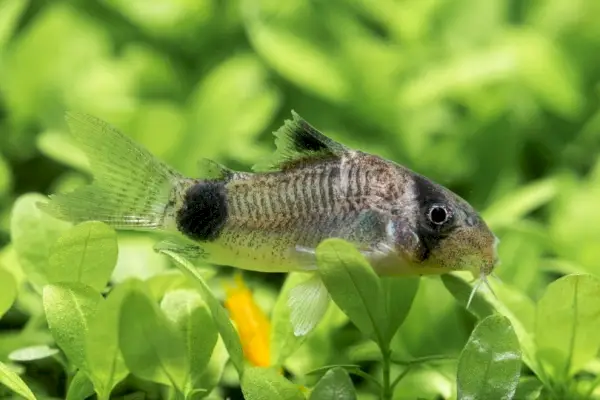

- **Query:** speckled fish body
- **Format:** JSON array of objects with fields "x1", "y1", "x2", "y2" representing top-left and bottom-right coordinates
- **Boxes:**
[
  {"x1": 190, "y1": 155, "x2": 403, "y2": 273},
  {"x1": 41, "y1": 111, "x2": 499, "y2": 280}
]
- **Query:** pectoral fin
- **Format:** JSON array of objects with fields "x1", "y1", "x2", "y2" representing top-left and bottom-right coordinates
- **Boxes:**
[
  {"x1": 287, "y1": 273, "x2": 330, "y2": 336},
  {"x1": 153, "y1": 237, "x2": 206, "y2": 260}
]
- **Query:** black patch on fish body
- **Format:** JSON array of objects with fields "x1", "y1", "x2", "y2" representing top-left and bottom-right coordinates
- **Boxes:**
[
  {"x1": 412, "y1": 173, "x2": 457, "y2": 261},
  {"x1": 176, "y1": 181, "x2": 228, "y2": 241}
]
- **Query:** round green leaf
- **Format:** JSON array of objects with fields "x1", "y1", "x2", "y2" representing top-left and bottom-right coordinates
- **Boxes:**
[
  {"x1": 160, "y1": 289, "x2": 218, "y2": 391},
  {"x1": 48, "y1": 221, "x2": 118, "y2": 292},
  {"x1": 270, "y1": 273, "x2": 309, "y2": 366},
  {"x1": 315, "y1": 239, "x2": 386, "y2": 344},
  {"x1": 241, "y1": 366, "x2": 305, "y2": 400},
  {"x1": 43, "y1": 282, "x2": 103, "y2": 370},
  {"x1": 381, "y1": 276, "x2": 419, "y2": 343},
  {"x1": 86, "y1": 282, "x2": 131, "y2": 400},
  {"x1": 119, "y1": 284, "x2": 189, "y2": 392},
  {"x1": 457, "y1": 314, "x2": 522, "y2": 400},
  {"x1": 0, "y1": 267, "x2": 17, "y2": 319},
  {"x1": 160, "y1": 250, "x2": 245, "y2": 375},
  {"x1": 11, "y1": 194, "x2": 71, "y2": 288},
  {"x1": 194, "y1": 336, "x2": 229, "y2": 395},
  {"x1": 309, "y1": 367, "x2": 356, "y2": 400},
  {"x1": 535, "y1": 274, "x2": 600, "y2": 379}
]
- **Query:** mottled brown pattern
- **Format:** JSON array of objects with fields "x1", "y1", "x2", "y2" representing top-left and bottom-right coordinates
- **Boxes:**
[{"x1": 224, "y1": 154, "x2": 403, "y2": 235}]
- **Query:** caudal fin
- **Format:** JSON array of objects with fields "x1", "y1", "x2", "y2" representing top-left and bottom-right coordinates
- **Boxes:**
[{"x1": 39, "y1": 112, "x2": 185, "y2": 230}]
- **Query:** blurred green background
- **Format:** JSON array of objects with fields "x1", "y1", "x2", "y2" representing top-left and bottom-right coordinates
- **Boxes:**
[{"x1": 1, "y1": 0, "x2": 600, "y2": 398}]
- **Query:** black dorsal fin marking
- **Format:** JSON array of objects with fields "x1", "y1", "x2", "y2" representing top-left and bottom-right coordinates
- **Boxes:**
[{"x1": 252, "y1": 111, "x2": 350, "y2": 172}]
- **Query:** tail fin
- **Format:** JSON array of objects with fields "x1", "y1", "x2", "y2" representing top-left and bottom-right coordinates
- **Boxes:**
[{"x1": 39, "y1": 112, "x2": 185, "y2": 230}]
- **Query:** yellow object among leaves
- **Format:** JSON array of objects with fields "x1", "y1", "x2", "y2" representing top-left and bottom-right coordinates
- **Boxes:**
[{"x1": 224, "y1": 273, "x2": 272, "y2": 367}]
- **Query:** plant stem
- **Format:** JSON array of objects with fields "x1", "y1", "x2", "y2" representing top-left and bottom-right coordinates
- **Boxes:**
[
  {"x1": 390, "y1": 367, "x2": 412, "y2": 392},
  {"x1": 390, "y1": 354, "x2": 454, "y2": 366},
  {"x1": 381, "y1": 346, "x2": 392, "y2": 400}
]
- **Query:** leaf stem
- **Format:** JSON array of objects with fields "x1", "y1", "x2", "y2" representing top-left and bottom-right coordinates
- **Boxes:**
[
  {"x1": 381, "y1": 345, "x2": 392, "y2": 400},
  {"x1": 351, "y1": 369, "x2": 382, "y2": 391},
  {"x1": 391, "y1": 354, "x2": 454, "y2": 366},
  {"x1": 390, "y1": 366, "x2": 412, "y2": 392}
]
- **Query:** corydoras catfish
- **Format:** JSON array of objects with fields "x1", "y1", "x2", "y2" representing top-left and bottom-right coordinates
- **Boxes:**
[{"x1": 40, "y1": 111, "x2": 500, "y2": 335}]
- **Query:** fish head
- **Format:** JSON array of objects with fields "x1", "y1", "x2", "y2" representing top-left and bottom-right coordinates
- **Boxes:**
[{"x1": 403, "y1": 173, "x2": 499, "y2": 278}]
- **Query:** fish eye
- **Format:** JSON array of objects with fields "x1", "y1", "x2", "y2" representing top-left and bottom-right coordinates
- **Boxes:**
[{"x1": 428, "y1": 204, "x2": 450, "y2": 225}]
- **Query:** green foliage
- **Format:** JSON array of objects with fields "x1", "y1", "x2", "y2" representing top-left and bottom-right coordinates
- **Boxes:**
[
  {"x1": 119, "y1": 282, "x2": 190, "y2": 393},
  {"x1": 43, "y1": 283, "x2": 103, "y2": 370},
  {"x1": 309, "y1": 367, "x2": 357, "y2": 400},
  {"x1": 0, "y1": 361, "x2": 36, "y2": 400},
  {"x1": 535, "y1": 275, "x2": 600, "y2": 380},
  {"x1": 457, "y1": 315, "x2": 522, "y2": 400},
  {"x1": 85, "y1": 282, "x2": 129, "y2": 399},
  {"x1": 47, "y1": 221, "x2": 118, "y2": 292},
  {"x1": 2, "y1": 0, "x2": 600, "y2": 398},
  {"x1": 65, "y1": 370, "x2": 95, "y2": 400},
  {"x1": 240, "y1": 366, "x2": 305, "y2": 400},
  {"x1": 161, "y1": 250, "x2": 245, "y2": 375},
  {"x1": 160, "y1": 289, "x2": 219, "y2": 390},
  {"x1": 270, "y1": 273, "x2": 308, "y2": 366},
  {"x1": 316, "y1": 239, "x2": 387, "y2": 343},
  {"x1": 0, "y1": 268, "x2": 17, "y2": 319}
]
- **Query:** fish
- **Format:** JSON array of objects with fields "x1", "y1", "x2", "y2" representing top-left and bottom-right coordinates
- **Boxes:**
[{"x1": 39, "y1": 111, "x2": 500, "y2": 336}]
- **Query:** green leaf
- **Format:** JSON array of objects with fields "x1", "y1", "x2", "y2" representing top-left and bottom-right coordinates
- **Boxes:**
[
  {"x1": 66, "y1": 370, "x2": 95, "y2": 400},
  {"x1": 244, "y1": 20, "x2": 348, "y2": 103},
  {"x1": 160, "y1": 289, "x2": 218, "y2": 391},
  {"x1": 315, "y1": 239, "x2": 385, "y2": 343},
  {"x1": 48, "y1": 221, "x2": 118, "y2": 292},
  {"x1": 457, "y1": 314, "x2": 522, "y2": 400},
  {"x1": 513, "y1": 377, "x2": 543, "y2": 400},
  {"x1": 441, "y1": 273, "x2": 543, "y2": 379},
  {"x1": 159, "y1": 250, "x2": 245, "y2": 375},
  {"x1": 240, "y1": 366, "x2": 305, "y2": 400},
  {"x1": 119, "y1": 283, "x2": 189, "y2": 392},
  {"x1": 441, "y1": 274, "x2": 496, "y2": 319},
  {"x1": 482, "y1": 177, "x2": 559, "y2": 230},
  {"x1": 0, "y1": 362, "x2": 36, "y2": 400},
  {"x1": 194, "y1": 337, "x2": 229, "y2": 395},
  {"x1": 146, "y1": 270, "x2": 200, "y2": 300},
  {"x1": 0, "y1": 267, "x2": 17, "y2": 319},
  {"x1": 185, "y1": 54, "x2": 280, "y2": 172},
  {"x1": 11, "y1": 194, "x2": 71, "y2": 288},
  {"x1": 8, "y1": 345, "x2": 59, "y2": 362},
  {"x1": 535, "y1": 274, "x2": 600, "y2": 379},
  {"x1": 381, "y1": 276, "x2": 419, "y2": 343},
  {"x1": 309, "y1": 367, "x2": 357, "y2": 400},
  {"x1": 0, "y1": 154, "x2": 11, "y2": 197},
  {"x1": 0, "y1": 0, "x2": 28, "y2": 50},
  {"x1": 304, "y1": 365, "x2": 363, "y2": 378},
  {"x1": 85, "y1": 282, "x2": 130, "y2": 400},
  {"x1": 270, "y1": 273, "x2": 308, "y2": 366},
  {"x1": 43, "y1": 283, "x2": 103, "y2": 370}
]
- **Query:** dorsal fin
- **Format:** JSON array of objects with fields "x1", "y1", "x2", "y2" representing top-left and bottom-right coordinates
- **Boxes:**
[
  {"x1": 252, "y1": 111, "x2": 349, "y2": 172},
  {"x1": 197, "y1": 158, "x2": 234, "y2": 180}
]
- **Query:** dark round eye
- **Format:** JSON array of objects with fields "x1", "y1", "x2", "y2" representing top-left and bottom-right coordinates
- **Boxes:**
[{"x1": 428, "y1": 205, "x2": 450, "y2": 225}]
